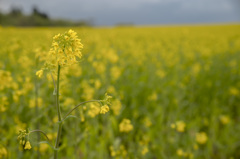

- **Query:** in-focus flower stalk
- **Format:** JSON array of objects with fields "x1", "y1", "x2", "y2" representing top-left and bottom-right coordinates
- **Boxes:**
[
  {"x1": 54, "y1": 64, "x2": 62, "y2": 159},
  {"x1": 18, "y1": 29, "x2": 111, "y2": 159}
]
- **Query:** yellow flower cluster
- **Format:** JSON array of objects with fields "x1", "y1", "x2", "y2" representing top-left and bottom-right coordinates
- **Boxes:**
[
  {"x1": 17, "y1": 130, "x2": 32, "y2": 150},
  {"x1": 219, "y1": 115, "x2": 230, "y2": 125},
  {"x1": 195, "y1": 132, "x2": 208, "y2": 144},
  {"x1": 87, "y1": 103, "x2": 100, "y2": 118},
  {"x1": 24, "y1": 141, "x2": 32, "y2": 150},
  {"x1": 0, "y1": 146, "x2": 7, "y2": 158},
  {"x1": 171, "y1": 120, "x2": 186, "y2": 132},
  {"x1": 36, "y1": 29, "x2": 83, "y2": 77},
  {"x1": 0, "y1": 96, "x2": 8, "y2": 112},
  {"x1": 148, "y1": 92, "x2": 158, "y2": 101},
  {"x1": 36, "y1": 70, "x2": 43, "y2": 78},
  {"x1": 176, "y1": 148, "x2": 193, "y2": 158},
  {"x1": 100, "y1": 105, "x2": 109, "y2": 114},
  {"x1": 119, "y1": 119, "x2": 133, "y2": 133},
  {"x1": 109, "y1": 145, "x2": 127, "y2": 158},
  {"x1": 0, "y1": 70, "x2": 13, "y2": 90},
  {"x1": 29, "y1": 97, "x2": 43, "y2": 108},
  {"x1": 229, "y1": 87, "x2": 239, "y2": 96},
  {"x1": 141, "y1": 146, "x2": 149, "y2": 155},
  {"x1": 111, "y1": 99, "x2": 122, "y2": 116}
]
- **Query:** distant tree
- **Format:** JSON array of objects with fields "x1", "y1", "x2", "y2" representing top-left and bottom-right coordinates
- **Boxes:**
[
  {"x1": 9, "y1": 7, "x2": 22, "y2": 16},
  {"x1": 32, "y1": 6, "x2": 49, "y2": 19}
]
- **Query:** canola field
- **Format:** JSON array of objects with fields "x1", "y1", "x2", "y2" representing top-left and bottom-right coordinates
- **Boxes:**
[{"x1": 0, "y1": 24, "x2": 240, "y2": 159}]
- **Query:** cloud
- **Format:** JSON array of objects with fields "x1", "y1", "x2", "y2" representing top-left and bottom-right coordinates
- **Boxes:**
[{"x1": 0, "y1": 0, "x2": 239, "y2": 25}]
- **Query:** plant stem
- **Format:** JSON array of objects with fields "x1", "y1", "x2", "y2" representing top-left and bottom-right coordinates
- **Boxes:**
[
  {"x1": 63, "y1": 100, "x2": 101, "y2": 120},
  {"x1": 54, "y1": 64, "x2": 62, "y2": 159},
  {"x1": 35, "y1": 57, "x2": 40, "y2": 159},
  {"x1": 34, "y1": 74, "x2": 40, "y2": 159},
  {"x1": 30, "y1": 130, "x2": 54, "y2": 148}
]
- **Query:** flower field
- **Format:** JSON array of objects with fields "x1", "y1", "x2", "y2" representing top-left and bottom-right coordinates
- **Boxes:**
[{"x1": 0, "y1": 24, "x2": 240, "y2": 158}]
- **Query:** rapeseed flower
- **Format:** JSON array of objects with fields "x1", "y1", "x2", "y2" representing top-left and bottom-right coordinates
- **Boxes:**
[
  {"x1": 176, "y1": 149, "x2": 184, "y2": 156},
  {"x1": 88, "y1": 103, "x2": 100, "y2": 118},
  {"x1": 196, "y1": 132, "x2": 208, "y2": 144},
  {"x1": 119, "y1": 119, "x2": 133, "y2": 133},
  {"x1": 24, "y1": 141, "x2": 31, "y2": 150},
  {"x1": 229, "y1": 87, "x2": 239, "y2": 96},
  {"x1": 111, "y1": 99, "x2": 122, "y2": 116},
  {"x1": 0, "y1": 146, "x2": 7, "y2": 158},
  {"x1": 37, "y1": 29, "x2": 83, "y2": 76},
  {"x1": 36, "y1": 70, "x2": 43, "y2": 78},
  {"x1": 100, "y1": 105, "x2": 109, "y2": 114},
  {"x1": 0, "y1": 70, "x2": 13, "y2": 90},
  {"x1": 141, "y1": 146, "x2": 149, "y2": 155},
  {"x1": 176, "y1": 121, "x2": 186, "y2": 132},
  {"x1": 220, "y1": 115, "x2": 230, "y2": 125}
]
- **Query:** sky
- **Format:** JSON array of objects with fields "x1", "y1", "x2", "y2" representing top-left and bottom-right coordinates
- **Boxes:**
[{"x1": 0, "y1": 0, "x2": 239, "y2": 26}]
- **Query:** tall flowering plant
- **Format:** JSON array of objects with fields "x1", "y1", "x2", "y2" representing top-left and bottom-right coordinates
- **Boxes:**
[{"x1": 18, "y1": 30, "x2": 111, "y2": 159}]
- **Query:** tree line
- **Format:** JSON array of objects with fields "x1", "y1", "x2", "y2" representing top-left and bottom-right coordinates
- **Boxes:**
[{"x1": 0, "y1": 7, "x2": 93, "y2": 27}]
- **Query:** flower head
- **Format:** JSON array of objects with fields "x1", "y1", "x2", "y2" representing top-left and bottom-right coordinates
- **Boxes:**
[
  {"x1": 18, "y1": 130, "x2": 27, "y2": 145},
  {"x1": 171, "y1": 121, "x2": 186, "y2": 132},
  {"x1": 119, "y1": 118, "x2": 133, "y2": 133},
  {"x1": 36, "y1": 29, "x2": 83, "y2": 76},
  {"x1": 102, "y1": 93, "x2": 112, "y2": 105},
  {"x1": 100, "y1": 105, "x2": 109, "y2": 114},
  {"x1": 24, "y1": 141, "x2": 31, "y2": 150},
  {"x1": 36, "y1": 70, "x2": 43, "y2": 78},
  {"x1": 219, "y1": 115, "x2": 230, "y2": 125},
  {"x1": 196, "y1": 132, "x2": 208, "y2": 144}
]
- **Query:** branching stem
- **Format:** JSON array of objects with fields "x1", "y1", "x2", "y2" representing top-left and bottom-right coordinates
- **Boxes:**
[
  {"x1": 63, "y1": 100, "x2": 101, "y2": 121},
  {"x1": 29, "y1": 130, "x2": 54, "y2": 148}
]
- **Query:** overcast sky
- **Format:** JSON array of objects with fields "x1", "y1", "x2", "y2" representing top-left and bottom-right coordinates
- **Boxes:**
[{"x1": 0, "y1": 0, "x2": 239, "y2": 26}]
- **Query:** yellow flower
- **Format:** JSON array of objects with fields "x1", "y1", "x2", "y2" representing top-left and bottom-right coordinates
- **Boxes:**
[
  {"x1": 176, "y1": 121, "x2": 186, "y2": 132},
  {"x1": 94, "y1": 79, "x2": 101, "y2": 89},
  {"x1": 110, "y1": 66, "x2": 121, "y2": 81},
  {"x1": 148, "y1": 92, "x2": 158, "y2": 101},
  {"x1": 141, "y1": 146, "x2": 149, "y2": 155},
  {"x1": 100, "y1": 105, "x2": 109, "y2": 114},
  {"x1": 119, "y1": 119, "x2": 133, "y2": 133},
  {"x1": 220, "y1": 115, "x2": 230, "y2": 125},
  {"x1": 0, "y1": 96, "x2": 8, "y2": 112},
  {"x1": 88, "y1": 103, "x2": 100, "y2": 118},
  {"x1": 36, "y1": 29, "x2": 83, "y2": 76},
  {"x1": 196, "y1": 132, "x2": 208, "y2": 144},
  {"x1": 109, "y1": 146, "x2": 117, "y2": 157},
  {"x1": 229, "y1": 87, "x2": 239, "y2": 96},
  {"x1": 29, "y1": 97, "x2": 43, "y2": 108},
  {"x1": 170, "y1": 123, "x2": 176, "y2": 129},
  {"x1": 0, "y1": 70, "x2": 13, "y2": 91},
  {"x1": 24, "y1": 141, "x2": 32, "y2": 150},
  {"x1": 36, "y1": 70, "x2": 43, "y2": 78},
  {"x1": 176, "y1": 149, "x2": 184, "y2": 156},
  {"x1": 0, "y1": 147, "x2": 7, "y2": 158},
  {"x1": 111, "y1": 99, "x2": 122, "y2": 116},
  {"x1": 144, "y1": 117, "x2": 152, "y2": 127},
  {"x1": 193, "y1": 143, "x2": 199, "y2": 150}
]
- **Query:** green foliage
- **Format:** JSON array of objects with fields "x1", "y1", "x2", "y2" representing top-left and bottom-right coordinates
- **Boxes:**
[{"x1": 0, "y1": 25, "x2": 240, "y2": 158}]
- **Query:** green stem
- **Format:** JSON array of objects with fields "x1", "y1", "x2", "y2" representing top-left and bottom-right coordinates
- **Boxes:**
[
  {"x1": 35, "y1": 57, "x2": 40, "y2": 159},
  {"x1": 54, "y1": 64, "x2": 62, "y2": 159},
  {"x1": 56, "y1": 65, "x2": 62, "y2": 121},
  {"x1": 54, "y1": 123, "x2": 63, "y2": 159},
  {"x1": 29, "y1": 130, "x2": 54, "y2": 148},
  {"x1": 63, "y1": 100, "x2": 101, "y2": 121},
  {"x1": 34, "y1": 75, "x2": 40, "y2": 159}
]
